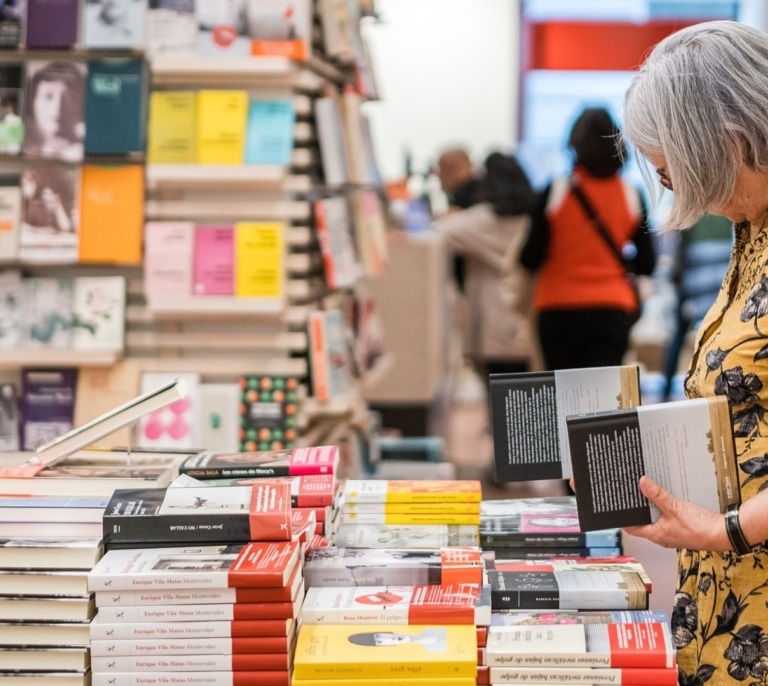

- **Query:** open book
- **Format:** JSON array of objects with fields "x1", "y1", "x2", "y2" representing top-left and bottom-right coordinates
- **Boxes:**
[{"x1": 32, "y1": 377, "x2": 189, "y2": 466}]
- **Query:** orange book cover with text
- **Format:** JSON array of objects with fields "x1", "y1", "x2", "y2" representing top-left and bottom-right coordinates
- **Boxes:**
[
  {"x1": 78, "y1": 165, "x2": 144, "y2": 264},
  {"x1": 339, "y1": 479, "x2": 482, "y2": 504},
  {"x1": 292, "y1": 623, "x2": 477, "y2": 679}
]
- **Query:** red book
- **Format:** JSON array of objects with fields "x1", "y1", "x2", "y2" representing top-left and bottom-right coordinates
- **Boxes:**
[
  {"x1": 88, "y1": 541, "x2": 302, "y2": 592},
  {"x1": 90, "y1": 652, "x2": 293, "y2": 672},
  {"x1": 89, "y1": 617, "x2": 295, "y2": 640},
  {"x1": 178, "y1": 445, "x2": 339, "y2": 478}
]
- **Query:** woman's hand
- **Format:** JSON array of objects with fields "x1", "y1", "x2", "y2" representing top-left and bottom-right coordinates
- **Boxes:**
[{"x1": 623, "y1": 475, "x2": 730, "y2": 551}]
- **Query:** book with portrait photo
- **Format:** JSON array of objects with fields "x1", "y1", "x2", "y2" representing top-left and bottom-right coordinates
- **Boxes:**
[{"x1": 0, "y1": 174, "x2": 22, "y2": 260}]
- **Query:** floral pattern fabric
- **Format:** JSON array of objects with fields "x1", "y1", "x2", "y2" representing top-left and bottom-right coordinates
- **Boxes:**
[{"x1": 678, "y1": 219, "x2": 768, "y2": 685}]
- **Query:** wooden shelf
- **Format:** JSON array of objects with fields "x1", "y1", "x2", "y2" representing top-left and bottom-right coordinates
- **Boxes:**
[
  {"x1": 146, "y1": 296, "x2": 285, "y2": 317},
  {"x1": 126, "y1": 330, "x2": 307, "y2": 354},
  {"x1": 145, "y1": 164, "x2": 311, "y2": 193},
  {"x1": 134, "y1": 356, "x2": 308, "y2": 378},
  {"x1": 144, "y1": 199, "x2": 311, "y2": 222},
  {"x1": 0, "y1": 349, "x2": 120, "y2": 369}
]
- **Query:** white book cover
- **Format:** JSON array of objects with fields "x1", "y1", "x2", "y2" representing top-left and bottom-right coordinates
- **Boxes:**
[
  {"x1": 146, "y1": 0, "x2": 196, "y2": 55},
  {"x1": 315, "y1": 196, "x2": 359, "y2": 290},
  {"x1": 21, "y1": 276, "x2": 74, "y2": 348},
  {"x1": 144, "y1": 221, "x2": 195, "y2": 299},
  {"x1": 196, "y1": 0, "x2": 250, "y2": 55},
  {"x1": 82, "y1": 0, "x2": 147, "y2": 50},
  {"x1": 196, "y1": 382, "x2": 240, "y2": 452},
  {"x1": 0, "y1": 268, "x2": 22, "y2": 347},
  {"x1": 0, "y1": 177, "x2": 21, "y2": 261},
  {"x1": 71, "y1": 275, "x2": 126, "y2": 352},
  {"x1": 315, "y1": 96, "x2": 349, "y2": 186},
  {"x1": 137, "y1": 371, "x2": 200, "y2": 450}
]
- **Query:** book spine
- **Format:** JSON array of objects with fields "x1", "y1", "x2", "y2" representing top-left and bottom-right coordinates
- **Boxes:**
[
  {"x1": 95, "y1": 584, "x2": 295, "y2": 606},
  {"x1": 89, "y1": 619, "x2": 292, "y2": 641},
  {"x1": 293, "y1": 660, "x2": 476, "y2": 680},
  {"x1": 339, "y1": 513, "x2": 480, "y2": 525},
  {"x1": 479, "y1": 532, "x2": 620, "y2": 548},
  {"x1": 91, "y1": 652, "x2": 291, "y2": 672},
  {"x1": 91, "y1": 634, "x2": 292, "y2": 656},
  {"x1": 343, "y1": 502, "x2": 480, "y2": 515},
  {"x1": 102, "y1": 512, "x2": 253, "y2": 546},
  {"x1": 91, "y1": 672, "x2": 290, "y2": 686},
  {"x1": 95, "y1": 601, "x2": 297, "y2": 623},
  {"x1": 488, "y1": 666, "x2": 677, "y2": 685},
  {"x1": 180, "y1": 465, "x2": 292, "y2": 478}
]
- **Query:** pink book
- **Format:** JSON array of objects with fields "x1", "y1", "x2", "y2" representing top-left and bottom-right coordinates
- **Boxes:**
[
  {"x1": 144, "y1": 221, "x2": 195, "y2": 298},
  {"x1": 193, "y1": 225, "x2": 235, "y2": 295}
]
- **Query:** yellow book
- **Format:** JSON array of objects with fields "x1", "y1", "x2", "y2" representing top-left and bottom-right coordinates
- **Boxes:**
[
  {"x1": 341, "y1": 502, "x2": 481, "y2": 515},
  {"x1": 293, "y1": 679, "x2": 476, "y2": 686},
  {"x1": 147, "y1": 91, "x2": 197, "y2": 163},
  {"x1": 235, "y1": 222, "x2": 284, "y2": 299},
  {"x1": 340, "y1": 479, "x2": 483, "y2": 504},
  {"x1": 292, "y1": 624, "x2": 477, "y2": 680},
  {"x1": 196, "y1": 89, "x2": 249, "y2": 164},
  {"x1": 336, "y1": 512, "x2": 481, "y2": 526}
]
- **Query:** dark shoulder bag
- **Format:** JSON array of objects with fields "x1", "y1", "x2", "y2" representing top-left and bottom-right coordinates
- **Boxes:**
[{"x1": 570, "y1": 180, "x2": 642, "y2": 324}]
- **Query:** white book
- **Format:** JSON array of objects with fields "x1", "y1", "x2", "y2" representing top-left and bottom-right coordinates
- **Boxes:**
[
  {"x1": 0, "y1": 268, "x2": 22, "y2": 347},
  {"x1": 195, "y1": 382, "x2": 240, "y2": 452},
  {"x1": 82, "y1": 0, "x2": 147, "y2": 49},
  {"x1": 21, "y1": 276, "x2": 74, "y2": 348},
  {"x1": 146, "y1": 0, "x2": 196, "y2": 55},
  {"x1": 71, "y1": 275, "x2": 126, "y2": 352},
  {"x1": 315, "y1": 95, "x2": 349, "y2": 186}
]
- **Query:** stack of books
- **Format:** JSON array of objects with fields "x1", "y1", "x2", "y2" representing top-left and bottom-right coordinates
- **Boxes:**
[
  {"x1": 87, "y1": 541, "x2": 303, "y2": 686},
  {"x1": 330, "y1": 479, "x2": 482, "y2": 548},
  {"x1": 480, "y1": 496, "x2": 622, "y2": 559}
]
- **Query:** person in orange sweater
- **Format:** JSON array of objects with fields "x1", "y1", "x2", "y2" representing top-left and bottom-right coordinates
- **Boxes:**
[{"x1": 519, "y1": 107, "x2": 657, "y2": 370}]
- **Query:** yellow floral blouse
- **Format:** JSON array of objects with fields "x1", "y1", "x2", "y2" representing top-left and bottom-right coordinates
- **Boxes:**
[{"x1": 679, "y1": 219, "x2": 768, "y2": 684}]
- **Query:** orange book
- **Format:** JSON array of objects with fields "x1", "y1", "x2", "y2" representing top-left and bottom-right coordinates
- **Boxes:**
[{"x1": 78, "y1": 165, "x2": 144, "y2": 264}]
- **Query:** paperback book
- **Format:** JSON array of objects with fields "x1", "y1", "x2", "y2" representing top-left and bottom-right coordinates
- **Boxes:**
[
  {"x1": 90, "y1": 632, "x2": 295, "y2": 656},
  {"x1": 568, "y1": 395, "x2": 739, "y2": 531},
  {"x1": 146, "y1": 90, "x2": 197, "y2": 163},
  {"x1": 71, "y1": 275, "x2": 126, "y2": 351},
  {"x1": 0, "y1": 380, "x2": 18, "y2": 450},
  {"x1": 201, "y1": 473, "x2": 336, "y2": 508},
  {"x1": 0, "y1": 568, "x2": 91, "y2": 595},
  {"x1": 19, "y1": 366, "x2": 77, "y2": 452},
  {"x1": 308, "y1": 308, "x2": 353, "y2": 400},
  {"x1": 102, "y1": 481, "x2": 293, "y2": 546},
  {"x1": 0, "y1": 536, "x2": 103, "y2": 569},
  {"x1": 91, "y1": 651, "x2": 292, "y2": 672},
  {"x1": 238, "y1": 375, "x2": 298, "y2": 451},
  {"x1": 146, "y1": 0, "x2": 196, "y2": 55},
  {"x1": 243, "y1": 99, "x2": 295, "y2": 166},
  {"x1": 178, "y1": 445, "x2": 339, "y2": 478},
  {"x1": 490, "y1": 366, "x2": 641, "y2": 482},
  {"x1": 340, "y1": 479, "x2": 482, "y2": 504},
  {"x1": 0, "y1": 66, "x2": 22, "y2": 153},
  {"x1": 89, "y1": 616, "x2": 295, "y2": 640},
  {"x1": 488, "y1": 609, "x2": 670, "y2": 626},
  {"x1": 332, "y1": 523, "x2": 480, "y2": 549},
  {"x1": 82, "y1": 0, "x2": 147, "y2": 49},
  {"x1": 314, "y1": 195, "x2": 359, "y2": 290}
]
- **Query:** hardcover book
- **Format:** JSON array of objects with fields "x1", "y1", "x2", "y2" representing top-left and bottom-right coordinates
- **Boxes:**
[
  {"x1": 25, "y1": 0, "x2": 79, "y2": 47},
  {"x1": 315, "y1": 196, "x2": 359, "y2": 290},
  {"x1": 19, "y1": 366, "x2": 77, "y2": 452},
  {"x1": 88, "y1": 540, "x2": 302, "y2": 591},
  {"x1": 485, "y1": 622, "x2": 675, "y2": 669},
  {"x1": 144, "y1": 221, "x2": 196, "y2": 299},
  {"x1": 293, "y1": 623, "x2": 478, "y2": 680},
  {"x1": 195, "y1": 89, "x2": 249, "y2": 164},
  {"x1": 146, "y1": 0, "x2": 196, "y2": 55},
  {"x1": 20, "y1": 276, "x2": 74, "y2": 348},
  {"x1": 89, "y1": 616, "x2": 295, "y2": 640},
  {"x1": 568, "y1": 395, "x2": 739, "y2": 531},
  {"x1": 487, "y1": 570, "x2": 648, "y2": 611},
  {"x1": 238, "y1": 375, "x2": 298, "y2": 452},
  {"x1": 82, "y1": 0, "x2": 147, "y2": 50},
  {"x1": 301, "y1": 583, "x2": 490, "y2": 626},
  {"x1": 0, "y1": 65, "x2": 22, "y2": 153},
  {"x1": 147, "y1": 90, "x2": 198, "y2": 163},
  {"x1": 192, "y1": 224, "x2": 234, "y2": 295},
  {"x1": 308, "y1": 308, "x2": 353, "y2": 400},
  {"x1": 340, "y1": 479, "x2": 482, "y2": 504},
  {"x1": 489, "y1": 365, "x2": 641, "y2": 482},
  {"x1": 102, "y1": 481, "x2": 293, "y2": 546},
  {"x1": 0, "y1": 175, "x2": 22, "y2": 259},
  {"x1": 179, "y1": 446, "x2": 339, "y2": 478},
  {"x1": 243, "y1": 99, "x2": 295, "y2": 166},
  {"x1": 234, "y1": 221, "x2": 285, "y2": 301},
  {"x1": 84, "y1": 59, "x2": 148, "y2": 155},
  {"x1": 71, "y1": 275, "x2": 126, "y2": 351}
]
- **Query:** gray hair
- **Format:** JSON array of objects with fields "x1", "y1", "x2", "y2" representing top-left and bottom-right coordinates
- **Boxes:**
[{"x1": 623, "y1": 20, "x2": 768, "y2": 230}]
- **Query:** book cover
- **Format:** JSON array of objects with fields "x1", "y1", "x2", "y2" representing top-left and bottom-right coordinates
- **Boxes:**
[
  {"x1": 147, "y1": 0, "x2": 196, "y2": 55},
  {"x1": 487, "y1": 570, "x2": 648, "y2": 611},
  {"x1": 488, "y1": 609, "x2": 670, "y2": 627},
  {"x1": 293, "y1": 623, "x2": 478, "y2": 679},
  {"x1": 20, "y1": 276, "x2": 74, "y2": 347},
  {"x1": 25, "y1": 0, "x2": 79, "y2": 47},
  {"x1": 332, "y1": 523, "x2": 480, "y2": 549},
  {"x1": 244, "y1": 99, "x2": 295, "y2": 166},
  {"x1": 0, "y1": 175, "x2": 22, "y2": 259},
  {"x1": 91, "y1": 632, "x2": 295, "y2": 656},
  {"x1": 0, "y1": 65, "x2": 22, "y2": 153},
  {"x1": 0, "y1": 0, "x2": 23, "y2": 49},
  {"x1": 89, "y1": 616, "x2": 295, "y2": 640},
  {"x1": 192, "y1": 224, "x2": 235, "y2": 295},
  {"x1": 349, "y1": 188, "x2": 388, "y2": 276},
  {"x1": 147, "y1": 90, "x2": 197, "y2": 163},
  {"x1": 0, "y1": 268, "x2": 22, "y2": 347},
  {"x1": 196, "y1": 0, "x2": 251, "y2": 56},
  {"x1": 340, "y1": 89, "x2": 371, "y2": 185},
  {"x1": 20, "y1": 163, "x2": 80, "y2": 263},
  {"x1": 144, "y1": 221, "x2": 196, "y2": 299},
  {"x1": 315, "y1": 196, "x2": 359, "y2": 290},
  {"x1": 137, "y1": 371, "x2": 199, "y2": 450},
  {"x1": 339, "y1": 480, "x2": 482, "y2": 504},
  {"x1": 0, "y1": 536, "x2": 103, "y2": 569},
  {"x1": 79, "y1": 165, "x2": 144, "y2": 264},
  {"x1": 102, "y1": 481, "x2": 293, "y2": 546},
  {"x1": 485, "y1": 622, "x2": 675, "y2": 669},
  {"x1": 22, "y1": 60, "x2": 85, "y2": 161},
  {"x1": 0, "y1": 380, "x2": 18, "y2": 450},
  {"x1": 19, "y1": 366, "x2": 77, "y2": 451},
  {"x1": 0, "y1": 494, "x2": 110, "y2": 522},
  {"x1": 84, "y1": 58, "x2": 148, "y2": 155},
  {"x1": 71, "y1": 275, "x2": 126, "y2": 351},
  {"x1": 318, "y1": 0, "x2": 360, "y2": 62},
  {"x1": 196, "y1": 89, "x2": 248, "y2": 165},
  {"x1": 195, "y1": 382, "x2": 240, "y2": 453},
  {"x1": 487, "y1": 665, "x2": 677, "y2": 685},
  {"x1": 314, "y1": 95, "x2": 348, "y2": 186},
  {"x1": 238, "y1": 375, "x2": 298, "y2": 451},
  {"x1": 490, "y1": 365, "x2": 642, "y2": 482},
  {"x1": 234, "y1": 221, "x2": 285, "y2": 301},
  {"x1": 89, "y1": 540, "x2": 301, "y2": 591},
  {"x1": 301, "y1": 583, "x2": 490, "y2": 626},
  {"x1": 179, "y1": 446, "x2": 339, "y2": 479},
  {"x1": 245, "y1": 0, "x2": 311, "y2": 60},
  {"x1": 308, "y1": 308, "x2": 353, "y2": 400},
  {"x1": 568, "y1": 396, "x2": 739, "y2": 531},
  {"x1": 82, "y1": 0, "x2": 147, "y2": 50}
]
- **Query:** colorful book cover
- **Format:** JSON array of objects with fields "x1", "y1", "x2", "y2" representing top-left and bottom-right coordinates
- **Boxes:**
[
  {"x1": 234, "y1": 221, "x2": 284, "y2": 300},
  {"x1": 243, "y1": 99, "x2": 295, "y2": 166},
  {"x1": 301, "y1": 583, "x2": 489, "y2": 626},
  {"x1": 19, "y1": 163, "x2": 80, "y2": 263},
  {"x1": 88, "y1": 540, "x2": 302, "y2": 590},
  {"x1": 293, "y1": 623, "x2": 478, "y2": 679},
  {"x1": 0, "y1": 268, "x2": 22, "y2": 348},
  {"x1": 147, "y1": 90, "x2": 197, "y2": 163},
  {"x1": 0, "y1": 65, "x2": 22, "y2": 153},
  {"x1": 84, "y1": 58, "x2": 148, "y2": 155},
  {"x1": 192, "y1": 224, "x2": 235, "y2": 295},
  {"x1": 195, "y1": 89, "x2": 249, "y2": 164},
  {"x1": 0, "y1": 0, "x2": 23, "y2": 49},
  {"x1": 0, "y1": 174, "x2": 21, "y2": 259},
  {"x1": 78, "y1": 165, "x2": 144, "y2": 264},
  {"x1": 102, "y1": 481, "x2": 293, "y2": 546},
  {"x1": 82, "y1": 0, "x2": 147, "y2": 50},
  {"x1": 20, "y1": 276, "x2": 74, "y2": 348},
  {"x1": 143, "y1": 221, "x2": 196, "y2": 298},
  {"x1": 25, "y1": 0, "x2": 79, "y2": 47},
  {"x1": 137, "y1": 371, "x2": 200, "y2": 450},
  {"x1": 246, "y1": 0, "x2": 311, "y2": 60},
  {"x1": 0, "y1": 381, "x2": 18, "y2": 450},
  {"x1": 196, "y1": 0, "x2": 251, "y2": 56},
  {"x1": 238, "y1": 375, "x2": 298, "y2": 451},
  {"x1": 22, "y1": 60, "x2": 85, "y2": 162},
  {"x1": 315, "y1": 196, "x2": 359, "y2": 289},
  {"x1": 490, "y1": 365, "x2": 642, "y2": 482},
  {"x1": 20, "y1": 367, "x2": 78, "y2": 452},
  {"x1": 308, "y1": 308, "x2": 353, "y2": 400},
  {"x1": 147, "y1": 0, "x2": 196, "y2": 55},
  {"x1": 487, "y1": 665, "x2": 677, "y2": 684},
  {"x1": 342, "y1": 502, "x2": 481, "y2": 515},
  {"x1": 71, "y1": 275, "x2": 126, "y2": 351},
  {"x1": 340, "y1": 480, "x2": 482, "y2": 504}
]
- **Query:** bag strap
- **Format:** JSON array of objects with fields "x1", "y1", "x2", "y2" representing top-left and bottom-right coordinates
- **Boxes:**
[{"x1": 569, "y1": 179, "x2": 630, "y2": 271}]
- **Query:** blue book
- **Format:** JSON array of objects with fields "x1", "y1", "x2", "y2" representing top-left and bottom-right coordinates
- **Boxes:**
[
  {"x1": 244, "y1": 99, "x2": 295, "y2": 166},
  {"x1": 84, "y1": 58, "x2": 148, "y2": 156}
]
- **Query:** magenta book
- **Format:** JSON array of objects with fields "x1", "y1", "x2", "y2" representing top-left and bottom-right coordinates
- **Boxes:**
[{"x1": 193, "y1": 225, "x2": 235, "y2": 295}]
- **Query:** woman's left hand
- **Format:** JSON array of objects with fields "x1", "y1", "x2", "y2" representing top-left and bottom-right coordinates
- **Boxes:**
[{"x1": 623, "y1": 475, "x2": 729, "y2": 551}]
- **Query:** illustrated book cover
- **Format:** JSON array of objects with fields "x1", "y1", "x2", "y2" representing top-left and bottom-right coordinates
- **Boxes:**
[
  {"x1": 238, "y1": 374, "x2": 298, "y2": 451},
  {"x1": 82, "y1": 0, "x2": 147, "y2": 50},
  {"x1": 71, "y1": 275, "x2": 126, "y2": 351},
  {"x1": 490, "y1": 365, "x2": 641, "y2": 482}
]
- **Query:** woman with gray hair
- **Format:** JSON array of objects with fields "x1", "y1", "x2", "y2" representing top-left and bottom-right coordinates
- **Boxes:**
[{"x1": 622, "y1": 20, "x2": 768, "y2": 684}]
